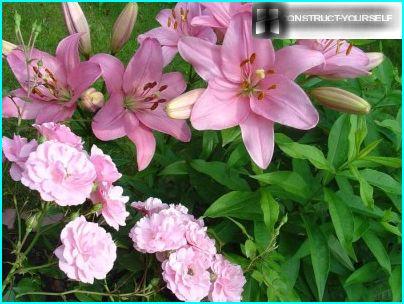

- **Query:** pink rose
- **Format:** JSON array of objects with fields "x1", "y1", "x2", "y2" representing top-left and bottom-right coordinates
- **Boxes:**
[
  {"x1": 131, "y1": 197, "x2": 168, "y2": 215},
  {"x1": 90, "y1": 182, "x2": 129, "y2": 230},
  {"x1": 54, "y1": 216, "x2": 117, "y2": 284},
  {"x1": 129, "y1": 207, "x2": 188, "y2": 253},
  {"x1": 3, "y1": 135, "x2": 38, "y2": 181},
  {"x1": 185, "y1": 221, "x2": 216, "y2": 257},
  {"x1": 21, "y1": 141, "x2": 96, "y2": 206},
  {"x1": 90, "y1": 145, "x2": 121, "y2": 183},
  {"x1": 162, "y1": 246, "x2": 211, "y2": 301},
  {"x1": 34, "y1": 122, "x2": 83, "y2": 150},
  {"x1": 209, "y1": 254, "x2": 246, "y2": 302}
]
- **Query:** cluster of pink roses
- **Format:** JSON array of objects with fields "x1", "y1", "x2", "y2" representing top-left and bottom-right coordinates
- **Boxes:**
[
  {"x1": 2, "y1": 3, "x2": 383, "y2": 172},
  {"x1": 2, "y1": 123, "x2": 130, "y2": 282},
  {"x1": 130, "y1": 197, "x2": 246, "y2": 301}
]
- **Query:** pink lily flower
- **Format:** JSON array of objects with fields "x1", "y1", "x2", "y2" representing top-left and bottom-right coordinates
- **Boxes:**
[
  {"x1": 192, "y1": 2, "x2": 252, "y2": 34},
  {"x1": 297, "y1": 39, "x2": 371, "y2": 78},
  {"x1": 178, "y1": 12, "x2": 324, "y2": 169},
  {"x1": 90, "y1": 38, "x2": 191, "y2": 171},
  {"x1": 3, "y1": 34, "x2": 101, "y2": 124},
  {"x1": 138, "y1": 3, "x2": 216, "y2": 66}
]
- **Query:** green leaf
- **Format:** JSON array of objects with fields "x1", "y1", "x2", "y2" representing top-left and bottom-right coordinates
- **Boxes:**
[
  {"x1": 204, "y1": 191, "x2": 262, "y2": 220},
  {"x1": 221, "y1": 127, "x2": 241, "y2": 146},
  {"x1": 374, "y1": 56, "x2": 394, "y2": 91},
  {"x1": 259, "y1": 188, "x2": 279, "y2": 234},
  {"x1": 345, "y1": 262, "x2": 381, "y2": 286},
  {"x1": 352, "y1": 156, "x2": 402, "y2": 169},
  {"x1": 349, "y1": 166, "x2": 374, "y2": 208},
  {"x1": 389, "y1": 266, "x2": 402, "y2": 301},
  {"x1": 362, "y1": 230, "x2": 391, "y2": 274},
  {"x1": 276, "y1": 133, "x2": 333, "y2": 172},
  {"x1": 324, "y1": 188, "x2": 355, "y2": 259},
  {"x1": 190, "y1": 159, "x2": 250, "y2": 191},
  {"x1": 159, "y1": 160, "x2": 188, "y2": 175},
  {"x1": 328, "y1": 114, "x2": 350, "y2": 168},
  {"x1": 200, "y1": 131, "x2": 219, "y2": 159},
  {"x1": 242, "y1": 275, "x2": 261, "y2": 301},
  {"x1": 328, "y1": 234, "x2": 355, "y2": 271},
  {"x1": 245, "y1": 239, "x2": 257, "y2": 258},
  {"x1": 302, "y1": 215, "x2": 330, "y2": 301},
  {"x1": 360, "y1": 169, "x2": 401, "y2": 195},
  {"x1": 251, "y1": 171, "x2": 310, "y2": 200},
  {"x1": 117, "y1": 251, "x2": 144, "y2": 273}
]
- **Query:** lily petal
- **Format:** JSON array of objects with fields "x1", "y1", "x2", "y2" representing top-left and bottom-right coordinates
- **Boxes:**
[
  {"x1": 35, "y1": 103, "x2": 75, "y2": 124},
  {"x1": 251, "y1": 74, "x2": 319, "y2": 130},
  {"x1": 2, "y1": 88, "x2": 43, "y2": 120},
  {"x1": 68, "y1": 61, "x2": 101, "y2": 101},
  {"x1": 123, "y1": 38, "x2": 163, "y2": 96},
  {"x1": 90, "y1": 53, "x2": 124, "y2": 93},
  {"x1": 126, "y1": 123, "x2": 156, "y2": 171},
  {"x1": 56, "y1": 33, "x2": 81, "y2": 75},
  {"x1": 137, "y1": 105, "x2": 191, "y2": 142},
  {"x1": 221, "y1": 12, "x2": 275, "y2": 83},
  {"x1": 158, "y1": 72, "x2": 186, "y2": 101},
  {"x1": 274, "y1": 45, "x2": 325, "y2": 80},
  {"x1": 240, "y1": 113, "x2": 274, "y2": 169},
  {"x1": 178, "y1": 36, "x2": 222, "y2": 81},
  {"x1": 92, "y1": 93, "x2": 126, "y2": 141},
  {"x1": 190, "y1": 77, "x2": 250, "y2": 130}
]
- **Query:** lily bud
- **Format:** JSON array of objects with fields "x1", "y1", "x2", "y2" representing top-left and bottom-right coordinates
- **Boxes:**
[
  {"x1": 111, "y1": 3, "x2": 138, "y2": 54},
  {"x1": 79, "y1": 88, "x2": 104, "y2": 112},
  {"x1": 365, "y1": 52, "x2": 384, "y2": 70},
  {"x1": 62, "y1": 2, "x2": 92, "y2": 57},
  {"x1": 2, "y1": 40, "x2": 17, "y2": 58},
  {"x1": 165, "y1": 88, "x2": 205, "y2": 119},
  {"x1": 311, "y1": 87, "x2": 371, "y2": 115}
]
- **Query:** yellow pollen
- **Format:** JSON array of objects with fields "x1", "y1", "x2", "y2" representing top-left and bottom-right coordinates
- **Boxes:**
[
  {"x1": 255, "y1": 69, "x2": 266, "y2": 80},
  {"x1": 173, "y1": 21, "x2": 178, "y2": 29}
]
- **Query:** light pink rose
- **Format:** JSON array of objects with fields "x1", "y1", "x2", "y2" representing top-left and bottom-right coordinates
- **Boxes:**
[
  {"x1": 90, "y1": 145, "x2": 121, "y2": 183},
  {"x1": 3, "y1": 208, "x2": 16, "y2": 229},
  {"x1": 21, "y1": 141, "x2": 96, "y2": 206},
  {"x1": 3, "y1": 135, "x2": 38, "y2": 181},
  {"x1": 209, "y1": 254, "x2": 246, "y2": 302},
  {"x1": 54, "y1": 216, "x2": 117, "y2": 284},
  {"x1": 185, "y1": 221, "x2": 216, "y2": 257},
  {"x1": 129, "y1": 207, "x2": 188, "y2": 253},
  {"x1": 131, "y1": 197, "x2": 168, "y2": 215},
  {"x1": 90, "y1": 182, "x2": 129, "y2": 230},
  {"x1": 162, "y1": 246, "x2": 211, "y2": 301},
  {"x1": 34, "y1": 122, "x2": 83, "y2": 150}
]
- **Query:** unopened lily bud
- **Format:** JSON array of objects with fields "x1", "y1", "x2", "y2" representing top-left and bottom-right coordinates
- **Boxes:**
[
  {"x1": 62, "y1": 2, "x2": 92, "y2": 57},
  {"x1": 79, "y1": 88, "x2": 104, "y2": 112},
  {"x1": 365, "y1": 52, "x2": 384, "y2": 70},
  {"x1": 311, "y1": 87, "x2": 371, "y2": 115},
  {"x1": 165, "y1": 89, "x2": 205, "y2": 119},
  {"x1": 2, "y1": 40, "x2": 17, "y2": 58},
  {"x1": 111, "y1": 3, "x2": 138, "y2": 54}
]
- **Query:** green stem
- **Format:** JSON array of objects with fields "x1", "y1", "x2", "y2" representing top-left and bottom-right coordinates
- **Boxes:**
[
  {"x1": 17, "y1": 261, "x2": 57, "y2": 274},
  {"x1": 15, "y1": 288, "x2": 154, "y2": 300}
]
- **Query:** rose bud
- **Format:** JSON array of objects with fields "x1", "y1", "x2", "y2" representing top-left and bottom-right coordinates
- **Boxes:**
[
  {"x1": 110, "y1": 3, "x2": 138, "y2": 54},
  {"x1": 365, "y1": 52, "x2": 384, "y2": 70},
  {"x1": 311, "y1": 87, "x2": 371, "y2": 115},
  {"x1": 79, "y1": 88, "x2": 104, "y2": 112},
  {"x1": 62, "y1": 2, "x2": 92, "y2": 57},
  {"x1": 165, "y1": 88, "x2": 205, "y2": 119},
  {"x1": 2, "y1": 40, "x2": 17, "y2": 58}
]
